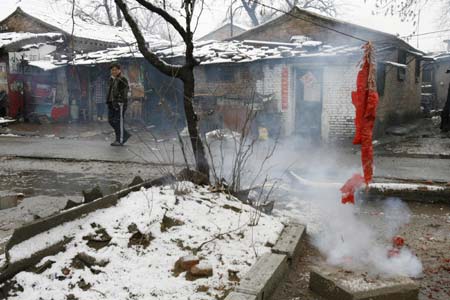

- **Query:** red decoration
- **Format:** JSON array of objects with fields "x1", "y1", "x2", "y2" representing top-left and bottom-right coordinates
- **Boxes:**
[
  {"x1": 392, "y1": 236, "x2": 405, "y2": 248},
  {"x1": 341, "y1": 42, "x2": 379, "y2": 204},
  {"x1": 388, "y1": 235, "x2": 405, "y2": 258},
  {"x1": 340, "y1": 174, "x2": 365, "y2": 204},
  {"x1": 51, "y1": 105, "x2": 69, "y2": 121}
]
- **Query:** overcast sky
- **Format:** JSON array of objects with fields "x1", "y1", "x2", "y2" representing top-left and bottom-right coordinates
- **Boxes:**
[{"x1": 0, "y1": 0, "x2": 447, "y2": 52}]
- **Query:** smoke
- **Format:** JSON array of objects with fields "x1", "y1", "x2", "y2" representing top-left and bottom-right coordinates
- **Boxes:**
[
  {"x1": 206, "y1": 129, "x2": 422, "y2": 278},
  {"x1": 297, "y1": 182, "x2": 422, "y2": 277},
  {"x1": 237, "y1": 137, "x2": 422, "y2": 278}
]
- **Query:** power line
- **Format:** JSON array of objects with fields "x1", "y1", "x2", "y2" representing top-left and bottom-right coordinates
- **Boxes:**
[{"x1": 400, "y1": 28, "x2": 450, "y2": 39}]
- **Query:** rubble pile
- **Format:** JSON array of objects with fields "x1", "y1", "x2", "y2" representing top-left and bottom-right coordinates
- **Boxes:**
[{"x1": 4, "y1": 182, "x2": 283, "y2": 300}]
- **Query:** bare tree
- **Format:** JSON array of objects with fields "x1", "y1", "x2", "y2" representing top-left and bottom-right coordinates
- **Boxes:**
[
  {"x1": 367, "y1": 0, "x2": 425, "y2": 23},
  {"x1": 229, "y1": 0, "x2": 337, "y2": 27},
  {"x1": 115, "y1": 0, "x2": 210, "y2": 180},
  {"x1": 55, "y1": 0, "x2": 165, "y2": 29}
]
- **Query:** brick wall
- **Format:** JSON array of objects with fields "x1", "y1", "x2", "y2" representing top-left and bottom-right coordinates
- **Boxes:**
[
  {"x1": 432, "y1": 60, "x2": 450, "y2": 109},
  {"x1": 0, "y1": 13, "x2": 51, "y2": 34},
  {"x1": 322, "y1": 64, "x2": 358, "y2": 141},
  {"x1": 198, "y1": 25, "x2": 247, "y2": 41},
  {"x1": 195, "y1": 62, "x2": 286, "y2": 131},
  {"x1": 233, "y1": 8, "x2": 398, "y2": 46},
  {"x1": 375, "y1": 51, "x2": 422, "y2": 136}
]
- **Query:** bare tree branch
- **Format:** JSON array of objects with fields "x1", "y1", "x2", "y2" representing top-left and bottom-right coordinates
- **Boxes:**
[
  {"x1": 115, "y1": 0, "x2": 182, "y2": 77},
  {"x1": 134, "y1": 0, "x2": 189, "y2": 43},
  {"x1": 103, "y1": 0, "x2": 115, "y2": 25}
]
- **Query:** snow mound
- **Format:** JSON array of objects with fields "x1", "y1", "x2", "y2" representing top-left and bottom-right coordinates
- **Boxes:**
[{"x1": 7, "y1": 183, "x2": 283, "y2": 300}]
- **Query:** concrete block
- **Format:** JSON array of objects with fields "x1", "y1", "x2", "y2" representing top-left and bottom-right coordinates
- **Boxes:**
[
  {"x1": 0, "y1": 194, "x2": 24, "y2": 210},
  {"x1": 224, "y1": 292, "x2": 257, "y2": 300},
  {"x1": 5, "y1": 175, "x2": 175, "y2": 257},
  {"x1": 0, "y1": 175, "x2": 176, "y2": 283},
  {"x1": 1, "y1": 237, "x2": 72, "y2": 283},
  {"x1": 272, "y1": 223, "x2": 306, "y2": 262},
  {"x1": 309, "y1": 267, "x2": 419, "y2": 300},
  {"x1": 237, "y1": 253, "x2": 288, "y2": 300}
]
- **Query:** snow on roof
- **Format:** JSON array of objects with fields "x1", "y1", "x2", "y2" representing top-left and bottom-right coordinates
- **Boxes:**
[
  {"x1": 0, "y1": 32, "x2": 62, "y2": 49},
  {"x1": 55, "y1": 38, "x2": 362, "y2": 67},
  {"x1": 382, "y1": 61, "x2": 408, "y2": 69},
  {"x1": 157, "y1": 39, "x2": 361, "y2": 64},
  {"x1": 28, "y1": 59, "x2": 67, "y2": 71},
  {"x1": 4, "y1": 4, "x2": 166, "y2": 46}
]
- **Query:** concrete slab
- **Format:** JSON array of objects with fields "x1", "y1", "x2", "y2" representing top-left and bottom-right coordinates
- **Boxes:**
[
  {"x1": 272, "y1": 223, "x2": 306, "y2": 262},
  {"x1": 309, "y1": 266, "x2": 419, "y2": 300},
  {"x1": 237, "y1": 253, "x2": 288, "y2": 300},
  {"x1": 0, "y1": 175, "x2": 175, "y2": 283},
  {"x1": 366, "y1": 184, "x2": 450, "y2": 204},
  {"x1": 0, "y1": 194, "x2": 23, "y2": 210},
  {"x1": 224, "y1": 292, "x2": 257, "y2": 300}
]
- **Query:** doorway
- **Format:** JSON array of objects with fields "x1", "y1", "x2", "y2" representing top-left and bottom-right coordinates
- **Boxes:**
[{"x1": 295, "y1": 69, "x2": 323, "y2": 140}]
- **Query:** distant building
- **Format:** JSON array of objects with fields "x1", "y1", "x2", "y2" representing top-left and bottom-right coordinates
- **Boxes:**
[
  {"x1": 197, "y1": 22, "x2": 248, "y2": 41},
  {"x1": 423, "y1": 52, "x2": 450, "y2": 111},
  {"x1": 0, "y1": 7, "x2": 136, "y2": 52}
]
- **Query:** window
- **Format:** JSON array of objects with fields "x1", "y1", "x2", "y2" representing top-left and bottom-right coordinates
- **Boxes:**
[
  {"x1": 398, "y1": 50, "x2": 407, "y2": 81},
  {"x1": 377, "y1": 63, "x2": 386, "y2": 96}
]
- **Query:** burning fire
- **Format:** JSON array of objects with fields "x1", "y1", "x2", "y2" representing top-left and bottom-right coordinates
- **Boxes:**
[{"x1": 388, "y1": 236, "x2": 406, "y2": 258}]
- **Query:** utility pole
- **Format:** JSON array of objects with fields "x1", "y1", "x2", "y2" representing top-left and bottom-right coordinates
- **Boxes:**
[{"x1": 416, "y1": 9, "x2": 421, "y2": 48}]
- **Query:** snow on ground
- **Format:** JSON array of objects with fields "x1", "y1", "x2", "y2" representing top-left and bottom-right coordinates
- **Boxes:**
[
  {"x1": 6, "y1": 182, "x2": 283, "y2": 300},
  {"x1": 0, "y1": 195, "x2": 81, "y2": 232},
  {"x1": 0, "y1": 134, "x2": 20, "y2": 137},
  {"x1": 0, "y1": 118, "x2": 15, "y2": 126},
  {"x1": 369, "y1": 182, "x2": 446, "y2": 192},
  {"x1": 339, "y1": 275, "x2": 415, "y2": 292}
]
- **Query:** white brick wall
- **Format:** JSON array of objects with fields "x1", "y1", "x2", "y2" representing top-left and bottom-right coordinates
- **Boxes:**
[
  {"x1": 256, "y1": 64, "x2": 282, "y2": 107},
  {"x1": 255, "y1": 62, "x2": 358, "y2": 139},
  {"x1": 322, "y1": 65, "x2": 358, "y2": 141}
]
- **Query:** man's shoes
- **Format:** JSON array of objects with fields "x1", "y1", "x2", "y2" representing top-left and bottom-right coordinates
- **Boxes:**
[
  {"x1": 110, "y1": 141, "x2": 122, "y2": 146},
  {"x1": 121, "y1": 132, "x2": 132, "y2": 145}
]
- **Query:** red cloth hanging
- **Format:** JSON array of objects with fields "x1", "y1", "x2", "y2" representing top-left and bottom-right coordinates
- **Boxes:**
[{"x1": 341, "y1": 42, "x2": 379, "y2": 204}]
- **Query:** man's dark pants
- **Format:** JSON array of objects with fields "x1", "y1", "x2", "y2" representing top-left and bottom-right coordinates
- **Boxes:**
[{"x1": 108, "y1": 103, "x2": 130, "y2": 142}]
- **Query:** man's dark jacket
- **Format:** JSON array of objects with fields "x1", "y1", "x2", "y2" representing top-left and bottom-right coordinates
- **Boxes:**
[{"x1": 106, "y1": 74, "x2": 129, "y2": 108}]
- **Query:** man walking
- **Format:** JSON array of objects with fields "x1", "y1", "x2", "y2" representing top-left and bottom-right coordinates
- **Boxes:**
[{"x1": 107, "y1": 63, "x2": 131, "y2": 146}]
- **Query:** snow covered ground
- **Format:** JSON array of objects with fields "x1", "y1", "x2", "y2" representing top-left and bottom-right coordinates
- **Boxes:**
[
  {"x1": 0, "y1": 118, "x2": 15, "y2": 126},
  {"x1": 5, "y1": 182, "x2": 283, "y2": 300}
]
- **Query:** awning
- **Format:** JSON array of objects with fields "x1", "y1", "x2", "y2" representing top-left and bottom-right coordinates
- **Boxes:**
[{"x1": 28, "y1": 60, "x2": 67, "y2": 71}]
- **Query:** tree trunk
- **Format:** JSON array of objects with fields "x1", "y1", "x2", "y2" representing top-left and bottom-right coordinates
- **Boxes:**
[
  {"x1": 115, "y1": 4, "x2": 123, "y2": 26},
  {"x1": 103, "y1": 0, "x2": 115, "y2": 26},
  {"x1": 241, "y1": 0, "x2": 260, "y2": 26},
  {"x1": 182, "y1": 69, "x2": 210, "y2": 179}
]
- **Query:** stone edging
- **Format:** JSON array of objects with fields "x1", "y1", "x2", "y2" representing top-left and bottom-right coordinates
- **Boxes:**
[
  {"x1": 225, "y1": 223, "x2": 306, "y2": 300},
  {"x1": 0, "y1": 174, "x2": 175, "y2": 283}
]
